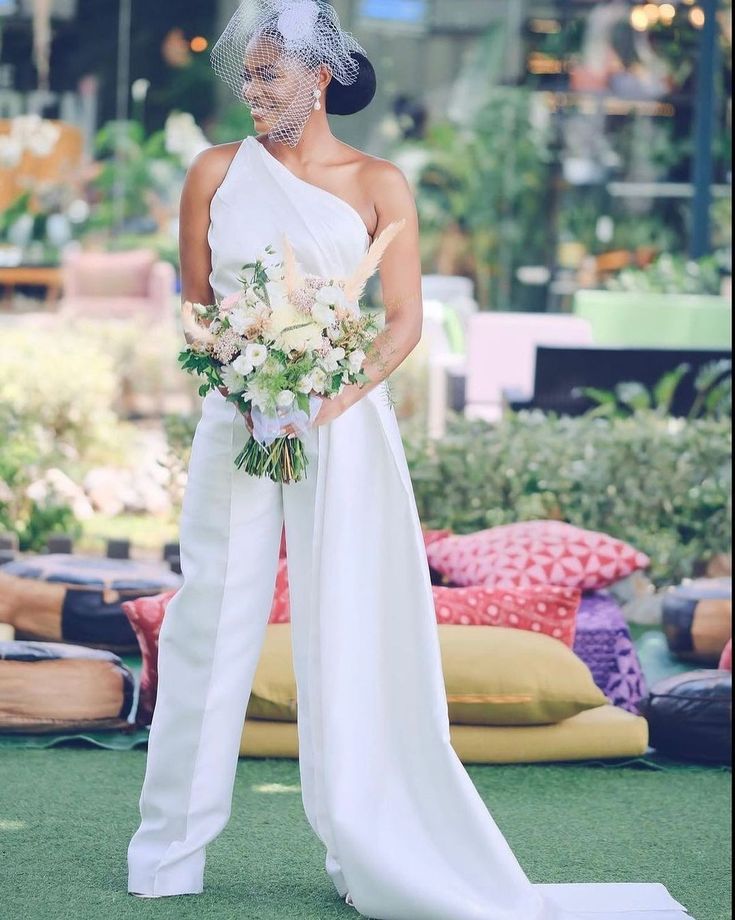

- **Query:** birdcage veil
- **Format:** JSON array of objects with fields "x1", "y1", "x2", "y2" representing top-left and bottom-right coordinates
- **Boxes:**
[{"x1": 210, "y1": 0, "x2": 369, "y2": 146}]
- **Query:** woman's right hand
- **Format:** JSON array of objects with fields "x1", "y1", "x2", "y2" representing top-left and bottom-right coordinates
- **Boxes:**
[{"x1": 219, "y1": 386, "x2": 253, "y2": 434}]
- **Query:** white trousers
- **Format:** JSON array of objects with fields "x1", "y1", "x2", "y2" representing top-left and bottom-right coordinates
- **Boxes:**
[
  {"x1": 127, "y1": 390, "x2": 342, "y2": 897},
  {"x1": 127, "y1": 389, "x2": 692, "y2": 920}
]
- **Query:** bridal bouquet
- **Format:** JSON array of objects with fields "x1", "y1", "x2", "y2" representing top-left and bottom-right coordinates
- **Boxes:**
[{"x1": 179, "y1": 220, "x2": 405, "y2": 484}]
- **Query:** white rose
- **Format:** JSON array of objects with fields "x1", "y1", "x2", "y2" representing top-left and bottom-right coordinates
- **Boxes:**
[
  {"x1": 231, "y1": 355, "x2": 254, "y2": 376},
  {"x1": 348, "y1": 349, "x2": 367, "y2": 373},
  {"x1": 276, "y1": 389, "x2": 295, "y2": 408},
  {"x1": 296, "y1": 374, "x2": 314, "y2": 394},
  {"x1": 310, "y1": 367, "x2": 328, "y2": 393},
  {"x1": 322, "y1": 347, "x2": 346, "y2": 371},
  {"x1": 220, "y1": 365, "x2": 247, "y2": 394},
  {"x1": 245, "y1": 343, "x2": 268, "y2": 366}
]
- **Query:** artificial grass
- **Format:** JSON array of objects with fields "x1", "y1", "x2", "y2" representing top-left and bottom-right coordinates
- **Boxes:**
[{"x1": 0, "y1": 749, "x2": 729, "y2": 920}]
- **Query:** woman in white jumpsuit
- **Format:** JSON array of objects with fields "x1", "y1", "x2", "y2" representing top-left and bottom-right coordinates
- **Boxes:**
[{"x1": 127, "y1": 6, "x2": 692, "y2": 920}]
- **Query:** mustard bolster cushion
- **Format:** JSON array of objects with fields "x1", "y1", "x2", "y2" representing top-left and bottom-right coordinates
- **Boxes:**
[{"x1": 247, "y1": 624, "x2": 606, "y2": 726}]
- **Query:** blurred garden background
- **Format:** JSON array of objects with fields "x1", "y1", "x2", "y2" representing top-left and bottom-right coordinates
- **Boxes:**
[
  {"x1": 0, "y1": 3, "x2": 732, "y2": 919},
  {"x1": 0, "y1": 0, "x2": 731, "y2": 572}
]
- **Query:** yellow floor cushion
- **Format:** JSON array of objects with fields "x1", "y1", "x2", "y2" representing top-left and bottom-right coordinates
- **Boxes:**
[
  {"x1": 247, "y1": 623, "x2": 607, "y2": 727},
  {"x1": 239, "y1": 705, "x2": 648, "y2": 763}
]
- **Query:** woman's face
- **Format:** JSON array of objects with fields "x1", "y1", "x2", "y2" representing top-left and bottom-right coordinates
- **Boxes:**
[{"x1": 241, "y1": 33, "x2": 316, "y2": 138}]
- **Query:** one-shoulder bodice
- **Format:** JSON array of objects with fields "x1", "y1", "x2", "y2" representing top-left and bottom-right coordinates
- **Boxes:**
[{"x1": 208, "y1": 135, "x2": 370, "y2": 305}]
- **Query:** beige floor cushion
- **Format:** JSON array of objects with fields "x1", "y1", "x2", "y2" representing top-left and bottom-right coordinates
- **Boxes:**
[{"x1": 239, "y1": 705, "x2": 649, "y2": 763}]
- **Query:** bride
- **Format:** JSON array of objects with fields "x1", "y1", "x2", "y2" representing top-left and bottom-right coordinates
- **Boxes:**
[{"x1": 127, "y1": 3, "x2": 692, "y2": 918}]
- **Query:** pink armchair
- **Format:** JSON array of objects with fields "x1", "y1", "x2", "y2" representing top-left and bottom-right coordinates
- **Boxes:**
[{"x1": 59, "y1": 248, "x2": 177, "y2": 321}]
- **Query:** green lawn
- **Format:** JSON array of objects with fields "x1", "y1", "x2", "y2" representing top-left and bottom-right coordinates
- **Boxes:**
[{"x1": 0, "y1": 749, "x2": 729, "y2": 920}]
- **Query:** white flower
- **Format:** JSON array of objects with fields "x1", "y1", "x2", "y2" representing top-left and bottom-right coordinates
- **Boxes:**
[
  {"x1": 315, "y1": 285, "x2": 342, "y2": 306},
  {"x1": 221, "y1": 365, "x2": 247, "y2": 394},
  {"x1": 296, "y1": 374, "x2": 314, "y2": 394},
  {"x1": 229, "y1": 307, "x2": 256, "y2": 336},
  {"x1": 312, "y1": 301, "x2": 337, "y2": 328},
  {"x1": 280, "y1": 322, "x2": 324, "y2": 353},
  {"x1": 232, "y1": 355, "x2": 254, "y2": 376},
  {"x1": 310, "y1": 367, "x2": 328, "y2": 393},
  {"x1": 322, "y1": 347, "x2": 346, "y2": 371},
  {"x1": 348, "y1": 349, "x2": 367, "y2": 373},
  {"x1": 245, "y1": 343, "x2": 268, "y2": 366},
  {"x1": 244, "y1": 379, "x2": 271, "y2": 412},
  {"x1": 192, "y1": 302, "x2": 210, "y2": 316},
  {"x1": 276, "y1": 389, "x2": 295, "y2": 408}
]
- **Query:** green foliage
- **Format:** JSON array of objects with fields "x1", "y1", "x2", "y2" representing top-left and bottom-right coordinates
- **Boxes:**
[
  {"x1": 0, "y1": 408, "x2": 81, "y2": 552},
  {"x1": 88, "y1": 120, "x2": 182, "y2": 231},
  {"x1": 0, "y1": 326, "x2": 127, "y2": 467},
  {"x1": 581, "y1": 361, "x2": 732, "y2": 421},
  {"x1": 404, "y1": 411, "x2": 732, "y2": 587},
  {"x1": 207, "y1": 104, "x2": 257, "y2": 145},
  {"x1": 605, "y1": 253, "x2": 724, "y2": 295},
  {"x1": 409, "y1": 88, "x2": 554, "y2": 308},
  {"x1": 0, "y1": 325, "x2": 135, "y2": 549}
]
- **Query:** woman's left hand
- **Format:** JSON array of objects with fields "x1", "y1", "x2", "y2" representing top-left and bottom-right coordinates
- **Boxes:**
[{"x1": 280, "y1": 393, "x2": 345, "y2": 437}]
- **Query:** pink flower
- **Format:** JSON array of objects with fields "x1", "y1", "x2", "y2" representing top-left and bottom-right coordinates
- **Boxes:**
[{"x1": 220, "y1": 292, "x2": 242, "y2": 313}]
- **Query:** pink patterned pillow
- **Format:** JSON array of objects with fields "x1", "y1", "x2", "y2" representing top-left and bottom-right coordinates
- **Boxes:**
[
  {"x1": 121, "y1": 589, "x2": 177, "y2": 726},
  {"x1": 426, "y1": 520, "x2": 650, "y2": 591},
  {"x1": 269, "y1": 559, "x2": 291, "y2": 624},
  {"x1": 433, "y1": 584, "x2": 580, "y2": 648}
]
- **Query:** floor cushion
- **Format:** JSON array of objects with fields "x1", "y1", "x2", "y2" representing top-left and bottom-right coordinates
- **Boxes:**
[
  {"x1": 432, "y1": 583, "x2": 581, "y2": 647},
  {"x1": 239, "y1": 704, "x2": 650, "y2": 764},
  {"x1": 267, "y1": 563, "x2": 582, "y2": 645},
  {"x1": 662, "y1": 578, "x2": 732, "y2": 665},
  {"x1": 245, "y1": 623, "x2": 607, "y2": 727},
  {"x1": 121, "y1": 590, "x2": 177, "y2": 727},
  {"x1": 0, "y1": 555, "x2": 182, "y2": 653},
  {"x1": 573, "y1": 592, "x2": 648, "y2": 714},
  {"x1": 425, "y1": 520, "x2": 650, "y2": 591},
  {"x1": 121, "y1": 583, "x2": 289, "y2": 724},
  {"x1": 639, "y1": 669, "x2": 732, "y2": 765},
  {"x1": 0, "y1": 640, "x2": 135, "y2": 733}
]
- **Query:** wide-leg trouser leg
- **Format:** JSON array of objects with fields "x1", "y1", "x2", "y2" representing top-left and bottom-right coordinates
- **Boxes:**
[
  {"x1": 282, "y1": 424, "x2": 347, "y2": 898},
  {"x1": 127, "y1": 392, "x2": 283, "y2": 896}
]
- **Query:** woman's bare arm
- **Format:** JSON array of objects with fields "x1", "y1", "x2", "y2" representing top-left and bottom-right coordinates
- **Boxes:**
[
  {"x1": 335, "y1": 160, "x2": 423, "y2": 414},
  {"x1": 179, "y1": 145, "x2": 236, "y2": 310},
  {"x1": 179, "y1": 143, "x2": 255, "y2": 430}
]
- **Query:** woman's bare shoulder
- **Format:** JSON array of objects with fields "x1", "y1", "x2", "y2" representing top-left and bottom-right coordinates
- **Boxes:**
[
  {"x1": 352, "y1": 150, "x2": 414, "y2": 215},
  {"x1": 184, "y1": 141, "x2": 244, "y2": 199}
]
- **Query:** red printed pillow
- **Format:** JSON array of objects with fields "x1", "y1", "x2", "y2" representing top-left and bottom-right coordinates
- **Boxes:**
[
  {"x1": 122, "y1": 589, "x2": 177, "y2": 726},
  {"x1": 433, "y1": 584, "x2": 581, "y2": 647},
  {"x1": 269, "y1": 558, "x2": 291, "y2": 624},
  {"x1": 426, "y1": 520, "x2": 650, "y2": 591}
]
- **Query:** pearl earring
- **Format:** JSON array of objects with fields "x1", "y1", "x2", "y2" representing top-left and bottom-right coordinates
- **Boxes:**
[{"x1": 313, "y1": 87, "x2": 322, "y2": 111}]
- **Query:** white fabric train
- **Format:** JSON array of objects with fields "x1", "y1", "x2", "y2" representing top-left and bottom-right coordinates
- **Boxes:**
[{"x1": 126, "y1": 135, "x2": 694, "y2": 920}]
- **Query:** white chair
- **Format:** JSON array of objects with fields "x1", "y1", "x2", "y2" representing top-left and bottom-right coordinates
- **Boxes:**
[
  {"x1": 421, "y1": 276, "x2": 478, "y2": 439},
  {"x1": 464, "y1": 313, "x2": 595, "y2": 424}
]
